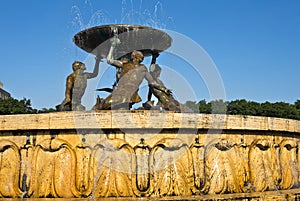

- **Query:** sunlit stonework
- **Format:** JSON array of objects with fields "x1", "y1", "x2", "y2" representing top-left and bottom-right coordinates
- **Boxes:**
[{"x1": 0, "y1": 111, "x2": 300, "y2": 200}]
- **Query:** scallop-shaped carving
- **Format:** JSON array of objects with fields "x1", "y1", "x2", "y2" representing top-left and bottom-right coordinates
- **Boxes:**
[
  {"x1": 202, "y1": 139, "x2": 246, "y2": 194},
  {"x1": 29, "y1": 139, "x2": 79, "y2": 198},
  {"x1": 0, "y1": 140, "x2": 23, "y2": 197},
  {"x1": 149, "y1": 138, "x2": 193, "y2": 196},
  {"x1": 91, "y1": 139, "x2": 136, "y2": 197},
  {"x1": 248, "y1": 139, "x2": 280, "y2": 192},
  {"x1": 279, "y1": 139, "x2": 298, "y2": 189}
]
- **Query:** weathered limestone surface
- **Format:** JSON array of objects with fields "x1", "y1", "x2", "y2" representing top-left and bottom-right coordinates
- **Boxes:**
[
  {"x1": 0, "y1": 111, "x2": 300, "y2": 200},
  {"x1": 1, "y1": 111, "x2": 300, "y2": 131}
]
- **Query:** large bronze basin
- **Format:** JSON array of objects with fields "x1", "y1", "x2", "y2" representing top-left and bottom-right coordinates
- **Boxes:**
[{"x1": 73, "y1": 24, "x2": 172, "y2": 58}]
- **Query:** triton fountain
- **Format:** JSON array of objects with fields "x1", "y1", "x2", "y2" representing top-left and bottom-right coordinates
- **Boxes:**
[
  {"x1": 58, "y1": 24, "x2": 184, "y2": 112},
  {"x1": 0, "y1": 24, "x2": 300, "y2": 201}
]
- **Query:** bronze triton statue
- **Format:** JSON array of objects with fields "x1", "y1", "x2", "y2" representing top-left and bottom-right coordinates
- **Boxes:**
[
  {"x1": 56, "y1": 56, "x2": 101, "y2": 111},
  {"x1": 145, "y1": 63, "x2": 188, "y2": 112},
  {"x1": 94, "y1": 37, "x2": 171, "y2": 110}
]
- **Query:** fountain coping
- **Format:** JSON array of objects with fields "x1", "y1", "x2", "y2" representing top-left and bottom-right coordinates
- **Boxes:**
[{"x1": 0, "y1": 110, "x2": 299, "y2": 133}]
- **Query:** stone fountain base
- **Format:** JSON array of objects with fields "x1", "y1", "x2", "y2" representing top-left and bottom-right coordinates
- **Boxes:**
[{"x1": 0, "y1": 111, "x2": 300, "y2": 200}]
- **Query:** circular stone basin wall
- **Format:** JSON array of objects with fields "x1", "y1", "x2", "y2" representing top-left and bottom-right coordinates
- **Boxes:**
[{"x1": 0, "y1": 111, "x2": 300, "y2": 200}]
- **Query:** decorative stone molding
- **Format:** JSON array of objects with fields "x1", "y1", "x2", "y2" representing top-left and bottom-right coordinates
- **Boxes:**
[{"x1": 0, "y1": 111, "x2": 300, "y2": 200}]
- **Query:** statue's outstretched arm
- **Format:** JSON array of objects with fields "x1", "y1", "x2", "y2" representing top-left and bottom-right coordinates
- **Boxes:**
[
  {"x1": 107, "y1": 37, "x2": 123, "y2": 68},
  {"x1": 86, "y1": 56, "x2": 101, "y2": 79},
  {"x1": 145, "y1": 72, "x2": 171, "y2": 95}
]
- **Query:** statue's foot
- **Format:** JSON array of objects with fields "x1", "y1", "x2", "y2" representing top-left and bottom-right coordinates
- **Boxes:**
[
  {"x1": 142, "y1": 101, "x2": 154, "y2": 110},
  {"x1": 72, "y1": 104, "x2": 86, "y2": 111},
  {"x1": 143, "y1": 101, "x2": 163, "y2": 111},
  {"x1": 111, "y1": 102, "x2": 131, "y2": 110},
  {"x1": 56, "y1": 102, "x2": 71, "y2": 111},
  {"x1": 93, "y1": 97, "x2": 105, "y2": 110}
]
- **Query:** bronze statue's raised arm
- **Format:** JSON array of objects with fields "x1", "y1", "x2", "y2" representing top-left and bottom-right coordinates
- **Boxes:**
[
  {"x1": 107, "y1": 37, "x2": 123, "y2": 68},
  {"x1": 86, "y1": 56, "x2": 101, "y2": 79}
]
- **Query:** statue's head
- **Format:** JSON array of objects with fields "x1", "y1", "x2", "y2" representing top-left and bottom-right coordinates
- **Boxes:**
[
  {"x1": 72, "y1": 61, "x2": 86, "y2": 71},
  {"x1": 131, "y1": 51, "x2": 144, "y2": 63}
]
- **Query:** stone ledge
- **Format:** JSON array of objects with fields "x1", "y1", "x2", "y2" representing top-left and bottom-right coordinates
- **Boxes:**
[{"x1": 0, "y1": 110, "x2": 299, "y2": 133}]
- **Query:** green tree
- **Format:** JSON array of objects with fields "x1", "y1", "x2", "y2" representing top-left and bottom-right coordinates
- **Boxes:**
[
  {"x1": 210, "y1": 99, "x2": 227, "y2": 114},
  {"x1": 295, "y1": 100, "x2": 300, "y2": 110},
  {"x1": 186, "y1": 98, "x2": 300, "y2": 120},
  {"x1": 184, "y1": 101, "x2": 200, "y2": 113},
  {"x1": 198, "y1": 99, "x2": 211, "y2": 114},
  {"x1": 260, "y1": 101, "x2": 300, "y2": 120},
  {"x1": 37, "y1": 108, "x2": 56, "y2": 113},
  {"x1": 0, "y1": 97, "x2": 37, "y2": 115},
  {"x1": 227, "y1": 99, "x2": 261, "y2": 116}
]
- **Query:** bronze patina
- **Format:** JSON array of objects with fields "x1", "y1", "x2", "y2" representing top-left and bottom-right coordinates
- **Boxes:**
[
  {"x1": 59, "y1": 24, "x2": 185, "y2": 112},
  {"x1": 56, "y1": 57, "x2": 101, "y2": 111}
]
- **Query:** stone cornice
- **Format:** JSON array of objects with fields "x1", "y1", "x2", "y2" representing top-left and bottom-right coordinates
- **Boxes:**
[{"x1": 1, "y1": 111, "x2": 299, "y2": 133}]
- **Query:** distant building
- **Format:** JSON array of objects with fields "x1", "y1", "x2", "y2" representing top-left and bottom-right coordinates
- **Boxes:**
[{"x1": 0, "y1": 82, "x2": 11, "y2": 99}]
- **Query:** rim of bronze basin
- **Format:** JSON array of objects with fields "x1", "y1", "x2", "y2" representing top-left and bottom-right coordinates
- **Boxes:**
[{"x1": 73, "y1": 24, "x2": 172, "y2": 58}]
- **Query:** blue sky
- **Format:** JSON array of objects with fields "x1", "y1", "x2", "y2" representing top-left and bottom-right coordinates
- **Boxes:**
[{"x1": 0, "y1": 0, "x2": 299, "y2": 109}]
